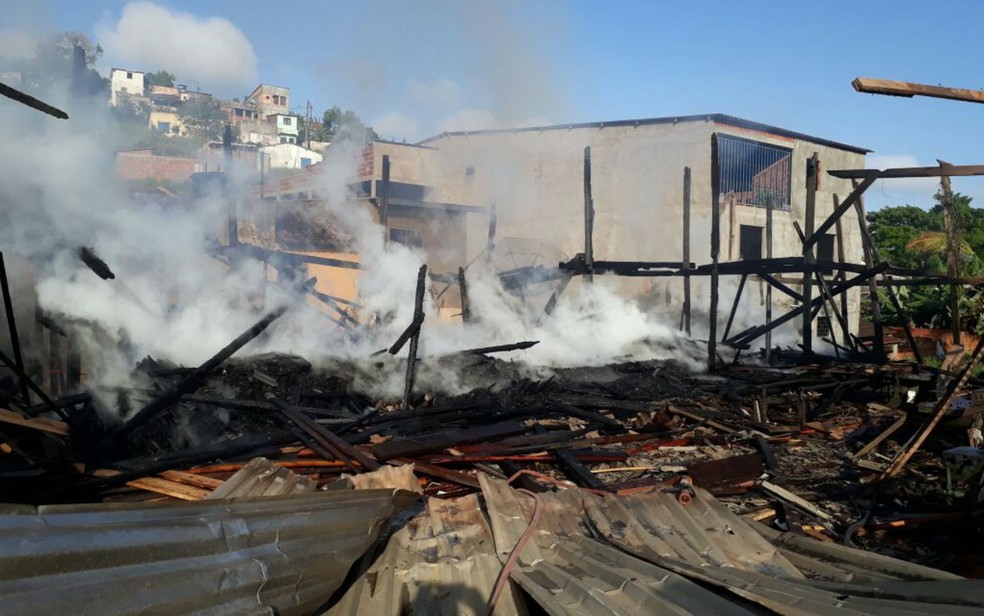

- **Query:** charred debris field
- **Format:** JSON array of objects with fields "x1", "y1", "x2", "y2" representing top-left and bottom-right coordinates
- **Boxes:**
[{"x1": 3, "y1": 333, "x2": 984, "y2": 613}]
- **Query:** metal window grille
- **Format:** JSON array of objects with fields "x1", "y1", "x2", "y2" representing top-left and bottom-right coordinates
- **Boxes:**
[
  {"x1": 718, "y1": 135, "x2": 792, "y2": 211},
  {"x1": 817, "y1": 316, "x2": 832, "y2": 338}
]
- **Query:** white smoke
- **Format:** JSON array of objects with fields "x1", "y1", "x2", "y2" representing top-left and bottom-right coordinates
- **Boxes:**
[{"x1": 95, "y1": 2, "x2": 258, "y2": 93}]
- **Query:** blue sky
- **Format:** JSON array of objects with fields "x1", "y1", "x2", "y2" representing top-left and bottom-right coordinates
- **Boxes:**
[{"x1": 7, "y1": 0, "x2": 984, "y2": 209}]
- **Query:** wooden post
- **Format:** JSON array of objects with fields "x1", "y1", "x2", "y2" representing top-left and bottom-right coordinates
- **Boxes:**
[
  {"x1": 834, "y1": 196, "x2": 850, "y2": 339},
  {"x1": 728, "y1": 195, "x2": 736, "y2": 261},
  {"x1": 709, "y1": 134, "x2": 720, "y2": 370},
  {"x1": 939, "y1": 166, "x2": 960, "y2": 345},
  {"x1": 853, "y1": 183, "x2": 885, "y2": 360},
  {"x1": 682, "y1": 167, "x2": 692, "y2": 335},
  {"x1": 458, "y1": 266, "x2": 471, "y2": 323},
  {"x1": 583, "y1": 146, "x2": 595, "y2": 283},
  {"x1": 0, "y1": 253, "x2": 28, "y2": 404},
  {"x1": 402, "y1": 265, "x2": 427, "y2": 409},
  {"x1": 802, "y1": 153, "x2": 819, "y2": 354},
  {"x1": 379, "y1": 154, "x2": 391, "y2": 233},
  {"x1": 765, "y1": 194, "x2": 774, "y2": 361},
  {"x1": 486, "y1": 200, "x2": 497, "y2": 262}
]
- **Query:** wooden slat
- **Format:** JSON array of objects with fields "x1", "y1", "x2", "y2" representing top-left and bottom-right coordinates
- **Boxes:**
[
  {"x1": 127, "y1": 477, "x2": 211, "y2": 501},
  {"x1": 0, "y1": 408, "x2": 69, "y2": 436},
  {"x1": 159, "y1": 470, "x2": 224, "y2": 490}
]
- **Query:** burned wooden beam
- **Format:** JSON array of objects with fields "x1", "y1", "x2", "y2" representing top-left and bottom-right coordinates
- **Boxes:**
[
  {"x1": 803, "y1": 175, "x2": 877, "y2": 254},
  {"x1": 0, "y1": 81, "x2": 68, "y2": 119},
  {"x1": 584, "y1": 146, "x2": 595, "y2": 283},
  {"x1": 271, "y1": 397, "x2": 379, "y2": 473},
  {"x1": 460, "y1": 341, "x2": 539, "y2": 355},
  {"x1": 708, "y1": 134, "x2": 721, "y2": 370},
  {"x1": 458, "y1": 266, "x2": 471, "y2": 323},
  {"x1": 882, "y1": 337, "x2": 984, "y2": 479},
  {"x1": 0, "y1": 253, "x2": 28, "y2": 405},
  {"x1": 682, "y1": 166, "x2": 692, "y2": 335},
  {"x1": 829, "y1": 164, "x2": 984, "y2": 180},
  {"x1": 371, "y1": 421, "x2": 527, "y2": 461},
  {"x1": 722, "y1": 273, "x2": 747, "y2": 342},
  {"x1": 402, "y1": 265, "x2": 427, "y2": 409},
  {"x1": 853, "y1": 76, "x2": 984, "y2": 104},
  {"x1": 379, "y1": 154, "x2": 391, "y2": 229},
  {"x1": 0, "y1": 348, "x2": 74, "y2": 427},
  {"x1": 105, "y1": 280, "x2": 313, "y2": 444},
  {"x1": 388, "y1": 314, "x2": 424, "y2": 355},
  {"x1": 556, "y1": 449, "x2": 609, "y2": 491},
  {"x1": 802, "y1": 153, "x2": 819, "y2": 355},
  {"x1": 78, "y1": 247, "x2": 115, "y2": 280}
]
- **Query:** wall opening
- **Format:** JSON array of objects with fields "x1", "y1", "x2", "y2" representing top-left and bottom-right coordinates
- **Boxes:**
[
  {"x1": 718, "y1": 134, "x2": 792, "y2": 211},
  {"x1": 390, "y1": 228, "x2": 423, "y2": 249},
  {"x1": 739, "y1": 225, "x2": 763, "y2": 261}
]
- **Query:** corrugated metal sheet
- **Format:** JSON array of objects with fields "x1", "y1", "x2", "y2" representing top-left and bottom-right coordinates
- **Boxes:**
[
  {"x1": 510, "y1": 535, "x2": 756, "y2": 616},
  {"x1": 0, "y1": 489, "x2": 417, "y2": 616},
  {"x1": 479, "y1": 476, "x2": 755, "y2": 615},
  {"x1": 326, "y1": 493, "x2": 524, "y2": 616},
  {"x1": 206, "y1": 457, "x2": 317, "y2": 499},
  {"x1": 584, "y1": 487, "x2": 803, "y2": 578},
  {"x1": 586, "y1": 486, "x2": 984, "y2": 615}
]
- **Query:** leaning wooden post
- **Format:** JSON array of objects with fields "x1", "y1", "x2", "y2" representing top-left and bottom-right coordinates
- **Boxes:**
[
  {"x1": 765, "y1": 194, "x2": 774, "y2": 361},
  {"x1": 709, "y1": 134, "x2": 721, "y2": 370},
  {"x1": 802, "y1": 152, "x2": 819, "y2": 354},
  {"x1": 583, "y1": 146, "x2": 595, "y2": 283},
  {"x1": 402, "y1": 265, "x2": 427, "y2": 409},
  {"x1": 458, "y1": 266, "x2": 471, "y2": 323},
  {"x1": 682, "y1": 166, "x2": 692, "y2": 335},
  {"x1": 831, "y1": 195, "x2": 852, "y2": 347}
]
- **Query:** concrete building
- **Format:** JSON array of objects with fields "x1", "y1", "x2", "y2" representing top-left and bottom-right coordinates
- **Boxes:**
[
  {"x1": 358, "y1": 115, "x2": 869, "y2": 340},
  {"x1": 259, "y1": 143, "x2": 322, "y2": 170},
  {"x1": 270, "y1": 114, "x2": 299, "y2": 143},
  {"x1": 246, "y1": 84, "x2": 289, "y2": 117},
  {"x1": 148, "y1": 108, "x2": 186, "y2": 136},
  {"x1": 109, "y1": 68, "x2": 144, "y2": 107}
]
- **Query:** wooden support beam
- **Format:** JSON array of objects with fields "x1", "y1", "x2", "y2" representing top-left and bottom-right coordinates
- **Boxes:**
[
  {"x1": 682, "y1": 166, "x2": 692, "y2": 336},
  {"x1": 834, "y1": 198, "x2": 850, "y2": 344},
  {"x1": 938, "y1": 164, "x2": 961, "y2": 345},
  {"x1": 723, "y1": 274, "x2": 747, "y2": 341},
  {"x1": 853, "y1": 77, "x2": 984, "y2": 105},
  {"x1": 0, "y1": 253, "x2": 28, "y2": 405},
  {"x1": 882, "y1": 336, "x2": 984, "y2": 479},
  {"x1": 486, "y1": 200, "x2": 497, "y2": 263},
  {"x1": 765, "y1": 194, "x2": 774, "y2": 361},
  {"x1": 854, "y1": 188, "x2": 885, "y2": 360},
  {"x1": 458, "y1": 266, "x2": 471, "y2": 323},
  {"x1": 583, "y1": 146, "x2": 595, "y2": 283},
  {"x1": 802, "y1": 153, "x2": 819, "y2": 354},
  {"x1": 709, "y1": 134, "x2": 721, "y2": 370},
  {"x1": 378, "y1": 154, "x2": 391, "y2": 230},
  {"x1": 758, "y1": 273, "x2": 803, "y2": 302},
  {"x1": 829, "y1": 164, "x2": 984, "y2": 179},
  {"x1": 542, "y1": 272, "x2": 573, "y2": 318}
]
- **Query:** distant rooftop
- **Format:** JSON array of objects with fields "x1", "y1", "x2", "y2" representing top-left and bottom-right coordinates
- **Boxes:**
[{"x1": 420, "y1": 113, "x2": 869, "y2": 154}]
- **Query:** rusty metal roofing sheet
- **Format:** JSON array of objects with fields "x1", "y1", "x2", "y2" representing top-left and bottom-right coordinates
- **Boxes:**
[
  {"x1": 0, "y1": 489, "x2": 416, "y2": 616},
  {"x1": 206, "y1": 457, "x2": 317, "y2": 499},
  {"x1": 326, "y1": 493, "x2": 524, "y2": 616}
]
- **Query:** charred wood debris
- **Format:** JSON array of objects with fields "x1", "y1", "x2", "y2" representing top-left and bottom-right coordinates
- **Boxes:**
[{"x1": 3, "y1": 275, "x2": 984, "y2": 580}]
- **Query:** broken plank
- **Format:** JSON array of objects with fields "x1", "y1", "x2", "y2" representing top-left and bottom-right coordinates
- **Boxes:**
[
  {"x1": 761, "y1": 480, "x2": 833, "y2": 521},
  {"x1": 371, "y1": 421, "x2": 526, "y2": 461},
  {"x1": 666, "y1": 405, "x2": 737, "y2": 433},
  {"x1": 159, "y1": 470, "x2": 225, "y2": 490},
  {"x1": 127, "y1": 476, "x2": 211, "y2": 501},
  {"x1": 851, "y1": 414, "x2": 906, "y2": 460},
  {"x1": 0, "y1": 408, "x2": 70, "y2": 436}
]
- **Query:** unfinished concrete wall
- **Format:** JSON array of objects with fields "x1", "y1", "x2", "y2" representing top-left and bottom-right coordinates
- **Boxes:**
[{"x1": 424, "y1": 119, "x2": 866, "y2": 344}]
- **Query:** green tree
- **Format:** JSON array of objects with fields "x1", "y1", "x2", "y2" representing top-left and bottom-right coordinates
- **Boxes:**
[
  {"x1": 144, "y1": 70, "x2": 175, "y2": 89},
  {"x1": 313, "y1": 106, "x2": 378, "y2": 143},
  {"x1": 178, "y1": 97, "x2": 227, "y2": 140},
  {"x1": 3, "y1": 31, "x2": 108, "y2": 99},
  {"x1": 867, "y1": 192, "x2": 984, "y2": 334}
]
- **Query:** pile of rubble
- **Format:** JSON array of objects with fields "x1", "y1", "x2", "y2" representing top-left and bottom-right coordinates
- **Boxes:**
[{"x1": 2, "y1": 341, "x2": 984, "y2": 614}]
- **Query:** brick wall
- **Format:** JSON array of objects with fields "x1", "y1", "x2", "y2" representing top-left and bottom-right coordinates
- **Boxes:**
[{"x1": 116, "y1": 151, "x2": 199, "y2": 182}]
